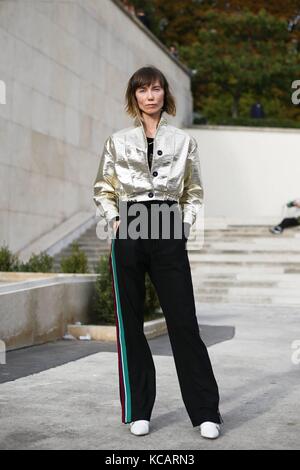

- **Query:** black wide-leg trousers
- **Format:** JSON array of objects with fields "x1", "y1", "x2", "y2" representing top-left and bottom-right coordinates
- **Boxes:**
[
  {"x1": 109, "y1": 200, "x2": 222, "y2": 427},
  {"x1": 278, "y1": 217, "x2": 300, "y2": 230}
]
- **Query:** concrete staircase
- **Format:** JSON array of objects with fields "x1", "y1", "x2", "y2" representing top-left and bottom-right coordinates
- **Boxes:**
[
  {"x1": 53, "y1": 222, "x2": 300, "y2": 306},
  {"x1": 52, "y1": 224, "x2": 111, "y2": 273},
  {"x1": 188, "y1": 224, "x2": 300, "y2": 305}
]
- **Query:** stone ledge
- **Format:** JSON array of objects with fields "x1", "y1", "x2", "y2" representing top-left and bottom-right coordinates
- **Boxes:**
[{"x1": 68, "y1": 316, "x2": 167, "y2": 342}]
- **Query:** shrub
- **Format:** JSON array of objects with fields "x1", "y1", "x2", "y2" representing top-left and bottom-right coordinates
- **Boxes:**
[
  {"x1": 92, "y1": 254, "x2": 115, "y2": 325},
  {"x1": 18, "y1": 252, "x2": 54, "y2": 272},
  {"x1": 0, "y1": 244, "x2": 20, "y2": 271},
  {"x1": 92, "y1": 254, "x2": 162, "y2": 325},
  {"x1": 60, "y1": 242, "x2": 89, "y2": 273}
]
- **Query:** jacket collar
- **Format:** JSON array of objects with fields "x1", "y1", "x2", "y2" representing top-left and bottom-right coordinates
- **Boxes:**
[{"x1": 133, "y1": 110, "x2": 168, "y2": 130}]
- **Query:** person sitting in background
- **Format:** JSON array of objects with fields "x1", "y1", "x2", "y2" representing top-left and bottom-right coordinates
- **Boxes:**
[
  {"x1": 250, "y1": 102, "x2": 265, "y2": 119},
  {"x1": 270, "y1": 199, "x2": 300, "y2": 234},
  {"x1": 136, "y1": 9, "x2": 150, "y2": 28},
  {"x1": 169, "y1": 44, "x2": 179, "y2": 59}
]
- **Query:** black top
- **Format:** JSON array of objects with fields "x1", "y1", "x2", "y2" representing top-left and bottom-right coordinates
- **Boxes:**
[{"x1": 146, "y1": 137, "x2": 154, "y2": 170}]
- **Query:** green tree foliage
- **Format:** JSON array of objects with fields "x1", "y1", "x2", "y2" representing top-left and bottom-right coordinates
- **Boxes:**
[
  {"x1": 122, "y1": 0, "x2": 300, "y2": 125},
  {"x1": 180, "y1": 8, "x2": 299, "y2": 121},
  {"x1": 92, "y1": 254, "x2": 116, "y2": 325},
  {"x1": 128, "y1": 0, "x2": 300, "y2": 44}
]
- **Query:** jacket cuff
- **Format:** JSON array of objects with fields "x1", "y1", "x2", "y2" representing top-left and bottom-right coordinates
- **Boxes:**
[{"x1": 182, "y1": 210, "x2": 194, "y2": 226}]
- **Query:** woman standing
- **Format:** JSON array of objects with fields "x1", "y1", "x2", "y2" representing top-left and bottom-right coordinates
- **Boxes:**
[{"x1": 93, "y1": 66, "x2": 223, "y2": 439}]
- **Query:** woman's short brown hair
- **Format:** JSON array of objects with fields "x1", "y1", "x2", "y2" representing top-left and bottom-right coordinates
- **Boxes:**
[{"x1": 125, "y1": 66, "x2": 176, "y2": 122}]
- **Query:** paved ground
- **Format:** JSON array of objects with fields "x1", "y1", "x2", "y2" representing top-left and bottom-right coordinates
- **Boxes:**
[
  {"x1": 0, "y1": 302, "x2": 299, "y2": 450},
  {"x1": 0, "y1": 323, "x2": 234, "y2": 384}
]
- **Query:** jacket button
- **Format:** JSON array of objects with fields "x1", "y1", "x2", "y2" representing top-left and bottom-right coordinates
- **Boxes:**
[
  {"x1": 157, "y1": 150, "x2": 163, "y2": 155},
  {"x1": 152, "y1": 171, "x2": 158, "y2": 177},
  {"x1": 148, "y1": 192, "x2": 154, "y2": 198}
]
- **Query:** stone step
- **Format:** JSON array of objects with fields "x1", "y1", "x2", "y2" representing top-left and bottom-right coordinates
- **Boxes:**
[
  {"x1": 188, "y1": 241, "x2": 300, "y2": 251},
  {"x1": 196, "y1": 280, "x2": 276, "y2": 288},
  {"x1": 194, "y1": 267, "x2": 300, "y2": 275},
  {"x1": 194, "y1": 294, "x2": 273, "y2": 304},
  {"x1": 189, "y1": 263, "x2": 300, "y2": 271},
  {"x1": 194, "y1": 294, "x2": 300, "y2": 305},
  {"x1": 81, "y1": 231, "x2": 292, "y2": 239},
  {"x1": 60, "y1": 257, "x2": 299, "y2": 271},
  {"x1": 203, "y1": 226, "x2": 298, "y2": 232},
  {"x1": 55, "y1": 248, "x2": 109, "y2": 257},
  {"x1": 72, "y1": 242, "x2": 300, "y2": 254},
  {"x1": 194, "y1": 286, "x2": 300, "y2": 297},
  {"x1": 191, "y1": 264, "x2": 285, "y2": 272},
  {"x1": 192, "y1": 234, "x2": 297, "y2": 240},
  {"x1": 192, "y1": 276, "x2": 300, "y2": 286},
  {"x1": 188, "y1": 249, "x2": 300, "y2": 256},
  {"x1": 189, "y1": 252, "x2": 300, "y2": 262},
  {"x1": 55, "y1": 250, "x2": 300, "y2": 263},
  {"x1": 83, "y1": 226, "x2": 298, "y2": 235}
]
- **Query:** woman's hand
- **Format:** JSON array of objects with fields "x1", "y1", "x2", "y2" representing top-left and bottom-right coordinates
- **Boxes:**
[
  {"x1": 112, "y1": 219, "x2": 121, "y2": 235},
  {"x1": 294, "y1": 199, "x2": 300, "y2": 208},
  {"x1": 183, "y1": 222, "x2": 191, "y2": 239}
]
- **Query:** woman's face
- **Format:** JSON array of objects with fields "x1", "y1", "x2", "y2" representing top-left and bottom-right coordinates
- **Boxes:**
[{"x1": 135, "y1": 79, "x2": 164, "y2": 118}]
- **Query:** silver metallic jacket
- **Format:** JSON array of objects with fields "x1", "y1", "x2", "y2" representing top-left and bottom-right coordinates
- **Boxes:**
[{"x1": 93, "y1": 111, "x2": 203, "y2": 226}]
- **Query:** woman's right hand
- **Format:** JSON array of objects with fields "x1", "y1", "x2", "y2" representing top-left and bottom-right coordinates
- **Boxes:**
[{"x1": 112, "y1": 219, "x2": 121, "y2": 235}]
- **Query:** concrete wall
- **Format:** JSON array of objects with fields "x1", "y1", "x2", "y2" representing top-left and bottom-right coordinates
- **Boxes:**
[
  {"x1": 0, "y1": 0, "x2": 192, "y2": 253},
  {"x1": 188, "y1": 126, "x2": 300, "y2": 220},
  {"x1": 0, "y1": 274, "x2": 96, "y2": 350}
]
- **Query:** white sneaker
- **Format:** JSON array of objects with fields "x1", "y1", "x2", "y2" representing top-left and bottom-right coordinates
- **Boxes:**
[
  {"x1": 129, "y1": 420, "x2": 150, "y2": 436},
  {"x1": 200, "y1": 421, "x2": 220, "y2": 439},
  {"x1": 269, "y1": 226, "x2": 283, "y2": 234}
]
